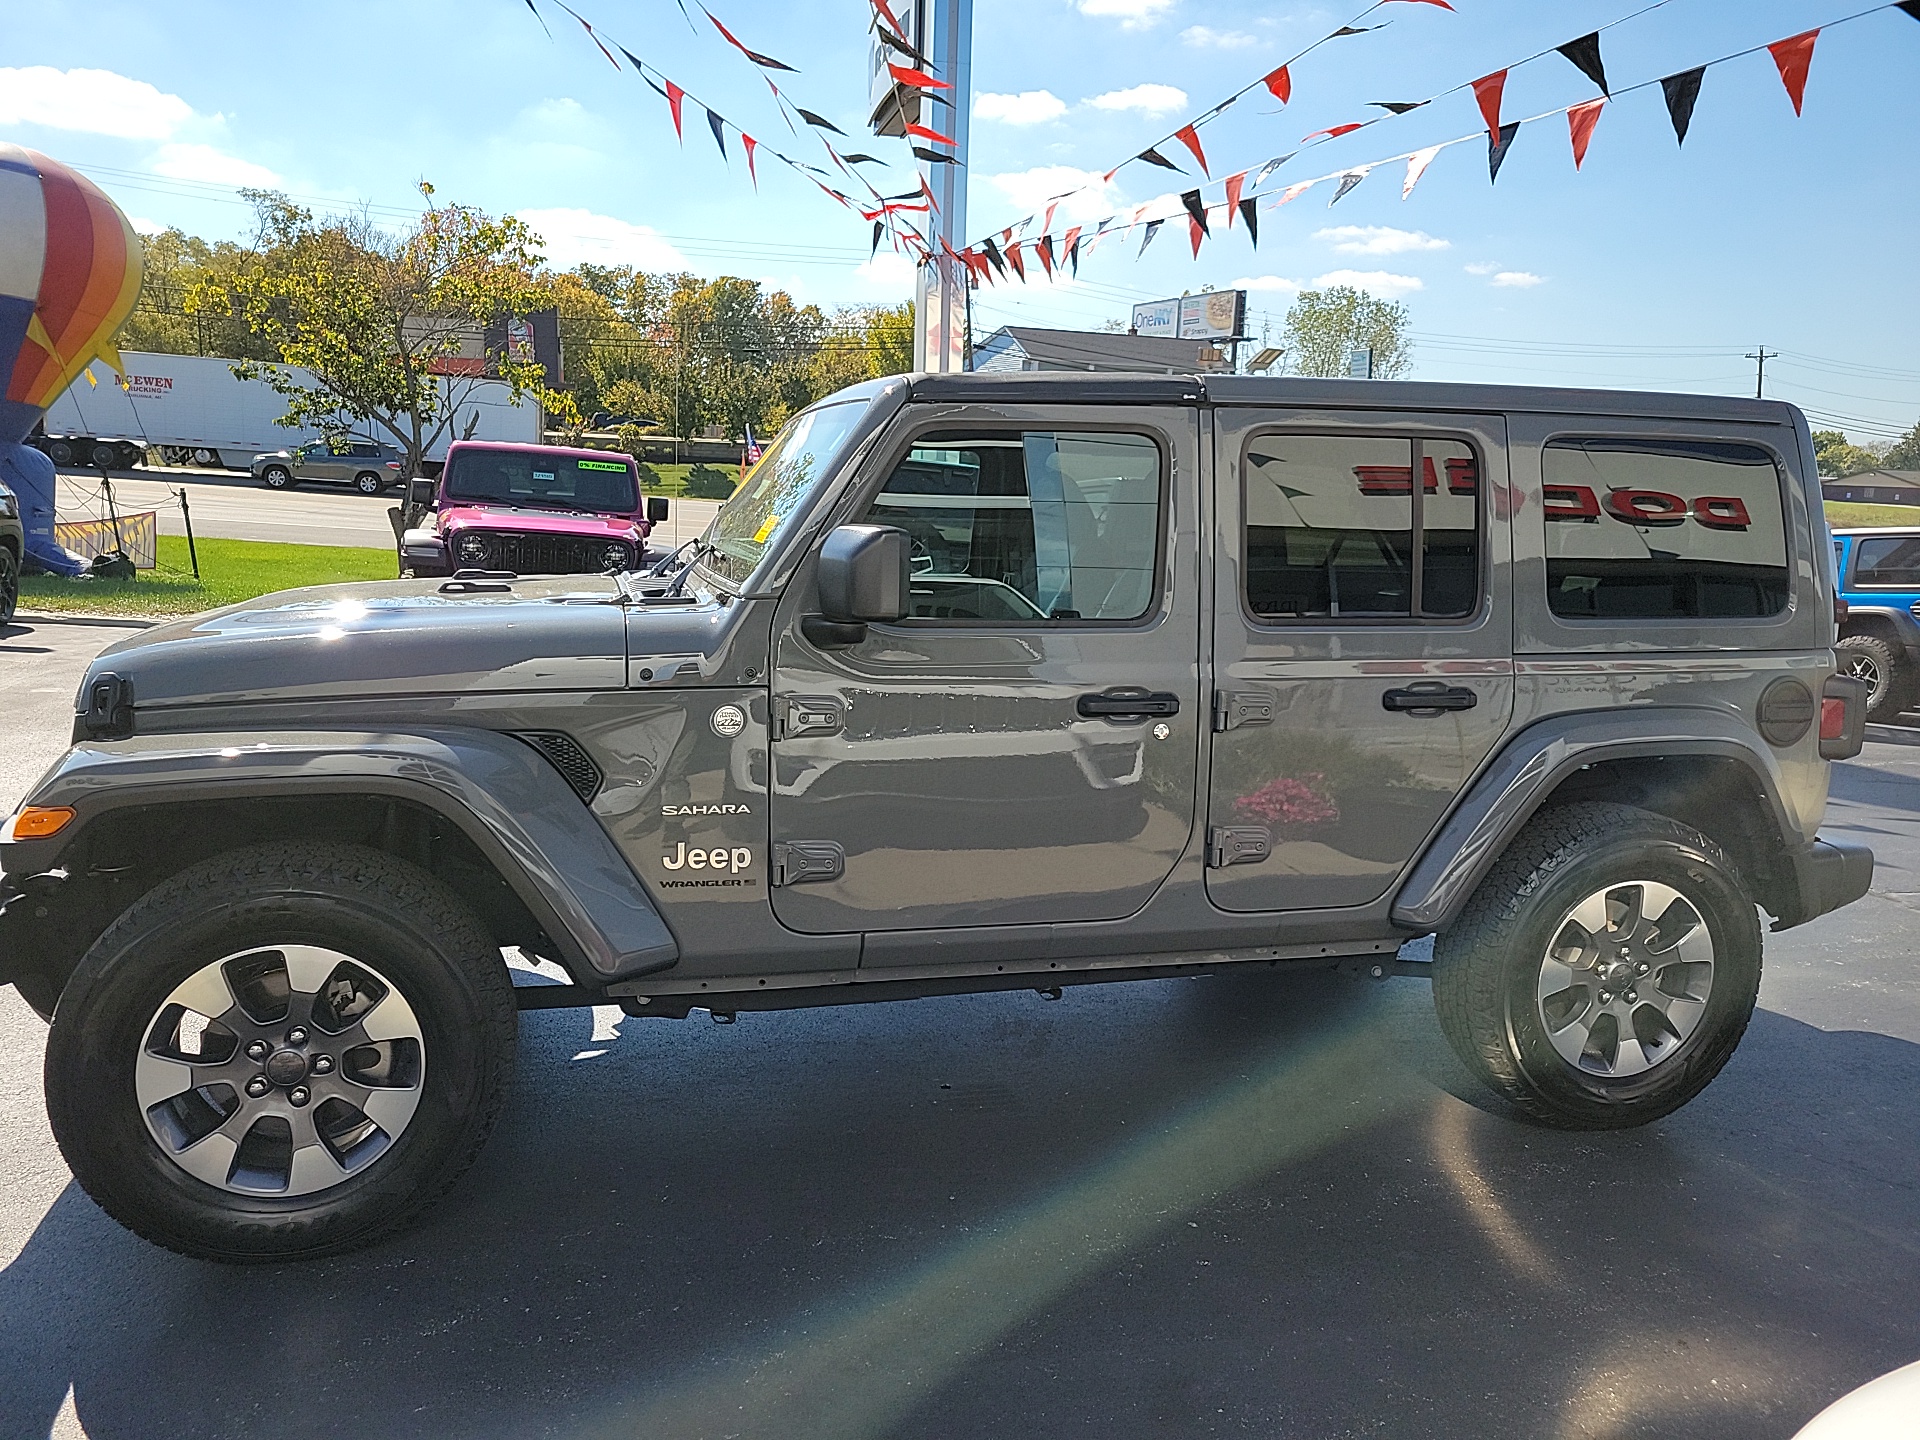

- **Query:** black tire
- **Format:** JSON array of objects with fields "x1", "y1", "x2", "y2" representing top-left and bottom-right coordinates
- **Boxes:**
[
  {"x1": 89, "y1": 442, "x2": 119, "y2": 469},
  {"x1": 1836, "y1": 634, "x2": 1915, "y2": 719},
  {"x1": 1432, "y1": 801, "x2": 1761, "y2": 1130},
  {"x1": 353, "y1": 471, "x2": 385, "y2": 495},
  {"x1": 44, "y1": 842, "x2": 516, "y2": 1262},
  {"x1": 47, "y1": 439, "x2": 75, "y2": 466},
  {"x1": 0, "y1": 542, "x2": 17, "y2": 628},
  {"x1": 260, "y1": 465, "x2": 293, "y2": 490}
]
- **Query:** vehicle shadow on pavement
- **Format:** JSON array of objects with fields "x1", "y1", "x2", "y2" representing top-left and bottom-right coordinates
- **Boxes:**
[{"x1": 1, "y1": 974, "x2": 1916, "y2": 1440}]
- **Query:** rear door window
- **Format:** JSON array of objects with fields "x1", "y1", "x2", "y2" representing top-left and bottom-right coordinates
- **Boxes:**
[
  {"x1": 1852, "y1": 535, "x2": 1920, "y2": 588},
  {"x1": 1541, "y1": 438, "x2": 1789, "y2": 619}
]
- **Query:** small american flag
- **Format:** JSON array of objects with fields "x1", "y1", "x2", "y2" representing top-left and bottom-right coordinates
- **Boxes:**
[{"x1": 740, "y1": 423, "x2": 764, "y2": 482}]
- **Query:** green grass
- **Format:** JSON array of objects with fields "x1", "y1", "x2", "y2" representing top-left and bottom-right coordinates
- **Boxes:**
[
  {"x1": 19, "y1": 535, "x2": 396, "y2": 618},
  {"x1": 1825, "y1": 501, "x2": 1920, "y2": 529}
]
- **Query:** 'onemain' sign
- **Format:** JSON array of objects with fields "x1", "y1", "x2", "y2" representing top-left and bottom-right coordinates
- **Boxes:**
[{"x1": 1130, "y1": 290, "x2": 1246, "y2": 342}]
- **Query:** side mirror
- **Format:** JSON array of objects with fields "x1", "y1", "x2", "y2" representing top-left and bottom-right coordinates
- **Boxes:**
[
  {"x1": 646, "y1": 495, "x2": 670, "y2": 524},
  {"x1": 407, "y1": 477, "x2": 437, "y2": 509},
  {"x1": 809, "y1": 525, "x2": 909, "y2": 645}
]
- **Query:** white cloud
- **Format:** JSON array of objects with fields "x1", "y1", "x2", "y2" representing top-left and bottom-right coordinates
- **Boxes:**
[
  {"x1": 1463, "y1": 261, "x2": 1500, "y2": 275},
  {"x1": 1315, "y1": 225, "x2": 1449, "y2": 256},
  {"x1": 1491, "y1": 270, "x2": 1545, "y2": 288},
  {"x1": 522, "y1": 97, "x2": 590, "y2": 129},
  {"x1": 975, "y1": 91, "x2": 1068, "y2": 125},
  {"x1": 985, "y1": 166, "x2": 1120, "y2": 225},
  {"x1": 1233, "y1": 275, "x2": 1302, "y2": 293},
  {"x1": 151, "y1": 143, "x2": 281, "y2": 187},
  {"x1": 853, "y1": 252, "x2": 917, "y2": 297},
  {"x1": 1085, "y1": 83, "x2": 1189, "y2": 116},
  {"x1": 1311, "y1": 269, "x2": 1424, "y2": 298},
  {"x1": 0, "y1": 66, "x2": 196, "y2": 140},
  {"x1": 129, "y1": 217, "x2": 166, "y2": 235},
  {"x1": 1181, "y1": 25, "x2": 1259, "y2": 48},
  {"x1": 1075, "y1": 0, "x2": 1179, "y2": 28},
  {"x1": 517, "y1": 208, "x2": 688, "y2": 271}
]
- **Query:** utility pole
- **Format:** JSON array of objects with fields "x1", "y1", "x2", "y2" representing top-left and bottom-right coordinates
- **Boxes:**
[{"x1": 1746, "y1": 345, "x2": 1777, "y2": 399}]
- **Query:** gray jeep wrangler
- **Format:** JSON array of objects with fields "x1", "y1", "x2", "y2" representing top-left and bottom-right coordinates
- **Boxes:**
[{"x1": 0, "y1": 373, "x2": 1873, "y2": 1262}]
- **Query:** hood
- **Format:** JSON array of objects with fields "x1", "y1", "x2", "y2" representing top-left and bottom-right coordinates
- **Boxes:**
[
  {"x1": 86, "y1": 575, "x2": 740, "y2": 712},
  {"x1": 439, "y1": 502, "x2": 642, "y2": 537}
]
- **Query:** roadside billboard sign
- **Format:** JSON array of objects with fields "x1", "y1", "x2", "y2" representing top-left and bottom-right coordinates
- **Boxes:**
[{"x1": 1130, "y1": 290, "x2": 1246, "y2": 341}]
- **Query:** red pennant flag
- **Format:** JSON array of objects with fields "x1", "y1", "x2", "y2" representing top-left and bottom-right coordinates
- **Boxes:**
[
  {"x1": 1062, "y1": 225, "x2": 1082, "y2": 266},
  {"x1": 1036, "y1": 235, "x2": 1055, "y2": 278},
  {"x1": 1005, "y1": 242, "x2": 1026, "y2": 281},
  {"x1": 559, "y1": 5, "x2": 622, "y2": 68},
  {"x1": 742, "y1": 133, "x2": 759, "y2": 189},
  {"x1": 705, "y1": 8, "x2": 795, "y2": 70},
  {"x1": 1264, "y1": 65, "x2": 1292, "y2": 104},
  {"x1": 665, "y1": 80, "x2": 686, "y2": 140},
  {"x1": 871, "y1": 0, "x2": 905, "y2": 36},
  {"x1": 888, "y1": 62, "x2": 951, "y2": 90},
  {"x1": 1303, "y1": 123, "x2": 1364, "y2": 143},
  {"x1": 905, "y1": 121, "x2": 957, "y2": 146},
  {"x1": 1172, "y1": 123, "x2": 1209, "y2": 177},
  {"x1": 1043, "y1": 201, "x2": 1059, "y2": 233},
  {"x1": 1384, "y1": 0, "x2": 1453, "y2": 8},
  {"x1": 1768, "y1": 29, "x2": 1818, "y2": 116},
  {"x1": 1189, "y1": 215, "x2": 1205, "y2": 258},
  {"x1": 1471, "y1": 70, "x2": 1507, "y2": 141},
  {"x1": 1224, "y1": 171, "x2": 1246, "y2": 226},
  {"x1": 1567, "y1": 98, "x2": 1604, "y2": 170}
]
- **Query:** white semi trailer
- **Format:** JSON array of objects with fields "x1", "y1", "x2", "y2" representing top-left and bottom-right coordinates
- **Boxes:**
[{"x1": 35, "y1": 351, "x2": 542, "y2": 472}]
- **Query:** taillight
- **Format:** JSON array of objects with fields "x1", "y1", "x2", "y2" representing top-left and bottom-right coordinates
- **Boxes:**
[
  {"x1": 1821, "y1": 674, "x2": 1868, "y2": 760},
  {"x1": 1820, "y1": 697, "x2": 1846, "y2": 741},
  {"x1": 1835, "y1": 594, "x2": 1849, "y2": 627}
]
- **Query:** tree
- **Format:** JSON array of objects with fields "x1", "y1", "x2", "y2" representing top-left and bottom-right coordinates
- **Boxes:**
[
  {"x1": 119, "y1": 228, "x2": 279, "y2": 360},
  {"x1": 189, "y1": 186, "x2": 558, "y2": 479},
  {"x1": 1281, "y1": 286, "x2": 1412, "y2": 379},
  {"x1": 866, "y1": 302, "x2": 915, "y2": 376},
  {"x1": 1884, "y1": 421, "x2": 1920, "y2": 472},
  {"x1": 1813, "y1": 429, "x2": 1884, "y2": 478}
]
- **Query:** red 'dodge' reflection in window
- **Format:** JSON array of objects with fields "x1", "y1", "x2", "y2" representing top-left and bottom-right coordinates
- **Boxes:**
[
  {"x1": 1353, "y1": 456, "x2": 1478, "y2": 496},
  {"x1": 1543, "y1": 483, "x2": 1752, "y2": 530}
]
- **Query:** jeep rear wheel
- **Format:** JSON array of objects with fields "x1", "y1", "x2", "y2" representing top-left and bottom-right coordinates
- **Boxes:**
[
  {"x1": 1432, "y1": 801, "x2": 1761, "y2": 1130},
  {"x1": 44, "y1": 842, "x2": 516, "y2": 1262},
  {"x1": 1836, "y1": 634, "x2": 1914, "y2": 719}
]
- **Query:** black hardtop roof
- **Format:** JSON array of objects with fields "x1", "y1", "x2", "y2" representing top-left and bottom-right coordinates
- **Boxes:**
[{"x1": 903, "y1": 370, "x2": 1802, "y2": 425}]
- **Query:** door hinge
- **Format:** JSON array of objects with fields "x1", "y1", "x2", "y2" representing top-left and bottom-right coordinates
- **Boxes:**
[
  {"x1": 1212, "y1": 689, "x2": 1275, "y2": 733},
  {"x1": 1207, "y1": 826, "x2": 1271, "y2": 868},
  {"x1": 81, "y1": 671, "x2": 136, "y2": 740},
  {"x1": 772, "y1": 695, "x2": 844, "y2": 740},
  {"x1": 772, "y1": 840, "x2": 845, "y2": 887}
]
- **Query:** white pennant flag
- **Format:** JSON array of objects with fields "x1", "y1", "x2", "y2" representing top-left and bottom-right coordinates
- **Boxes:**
[
  {"x1": 1402, "y1": 144, "x2": 1444, "y2": 200},
  {"x1": 1329, "y1": 166, "x2": 1371, "y2": 206}
]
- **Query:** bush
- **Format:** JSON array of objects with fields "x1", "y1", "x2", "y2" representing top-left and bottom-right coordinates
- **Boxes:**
[{"x1": 683, "y1": 464, "x2": 738, "y2": 500}]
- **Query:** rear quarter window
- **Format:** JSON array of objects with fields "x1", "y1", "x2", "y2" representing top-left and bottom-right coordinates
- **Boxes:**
[
  {"x1": 1541, "y1": 437, "x2": 1789, "y2": 620},
  {"x1": 1850, "y1": 535, "x2": 1920, "y2": 589}
]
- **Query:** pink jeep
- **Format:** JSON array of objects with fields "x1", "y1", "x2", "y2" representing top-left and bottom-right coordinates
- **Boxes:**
[{"x1": 399, "y1": 441, "x2": 669, "y2": 577}]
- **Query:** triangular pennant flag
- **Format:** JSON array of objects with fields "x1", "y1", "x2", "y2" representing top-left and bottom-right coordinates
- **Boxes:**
[
  {"x1": 1180, "y1": 189, "x2": 1210, "y2": 234},
  {"x1": 871, "y1": 221, "x2": 885, "y2": 256},
  {"x1": 1188, "y1": 214, "x2": 1206, "y2": 258},
  {"x1": 912, "y1": 147, "x2": 957, "y2": 164},
  {"x1": 1402, "y1": 143, "x2": 1443, "y2": 199},
  {"x1": 522, "y1": 0, "x2": 553, "y2": 39},
  {"x1": 1901, "y1": 2, "x2": 1920, "y2": 19},
  {"x1": 1224, "y1": 172, "x2": 1246, "y2": 226},
  {"x1": 1254, "y1": 153, "x2": 1295, "y2": 186},
  {"x1": 1042, "y1": 202, "x2": 1059, "y2": 234},
  {"x1": 1330, "y1": 167, "x2": 1369, "y2": 205},
  {"x1": 1471, "y1": 70, "x2": 1507, "y2": 141},
  {"x1": 707, "y1": 107, "x2": 728, "y2": 159},
  {"x1": 1303, "y1": 123, "x2": 1364, "y2": 143},
  {"x1": 1275, "y1": 180, "x2": 1314, "y2": 207},
  {"x1": 1173, "y1": 124, "x2": 1209, "y2": 177},
  {"x1": 839, "y1": 153, "x2": 882, "y2": 164},
  {"x1": 742, "y1": 133, "x2": 759, "y2": 188},
  {"x1": 1371, "y1": 102, "x2": 1426, "y2": 115},
  {"x1": 1384, "y1": 0, "x2": 1453, "y2": 7},
  {"x1": 795, "y1": 107, "x2": 845, "y2": 134},
  {"x1": 1063, "y1": 225, "x2": 1082, "y2": 275},
  {"x1": 1239, "y1": 199, "x2": 1259, "y2": 247},
  {"x1": 889, "y1": 62, "x2": 951, "y2": 90},
  {"x1": 1005, "y1": 242, "x2": 1026, "y2": 281},
  {"x1": 1567, "y1": 98, "x2": 1605, "y2": 170},
  {"x1": 872, "y1": 0, "x2": 906, "y2": 37},
  {"x1": 1138, "y1": 219, "x2": 1164, "y2": 257},
  {"x1": 1264, "y1": 65, "x2": 1292, "y2": 104},
  {"x1": 905, "y1": 121, "x2": 957, "y2": 145},
  {"x1": 1331, "y1": 25, "x2": 1378, "y2": 36},
  {"x1": 1660, "y1": 67, "x2": 1705, "y2": 145},
  {"x1": 1557, "y1": 32, "x2": 1609, "y2": 95},
  {"x1": 1487, "y1": 120, "x2": 1520, "y2": 182},
  {"x1": 560, "y1": 4, "x2": 622, "y2": 68},
  {"x1": 704, "y1": 8, "x2": 795, "y2": 70},
  {"x1": 1036, "y1": 234, "x2": 1056, "y2": 278},
  {"x1": 981, "y1": 237, "x2": 1008, "y2": 277},
  {"x1": 1137, "y1": 146, "x2": 1183, "y2": 172},
  {"x1": 665, "y1": 80, "x2": 687, "y2": 140},
  {"x1": 1768, "y1": 29, "x2": 1818, "y2": 116}
]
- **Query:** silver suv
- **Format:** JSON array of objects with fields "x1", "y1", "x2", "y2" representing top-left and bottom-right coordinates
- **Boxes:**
[
  {"x1": 0, "y1": 373, "x2": 1874, "y2": 1262},
  {"x1": 252, "y1": 437, "x2": 404, "y2": 494}
]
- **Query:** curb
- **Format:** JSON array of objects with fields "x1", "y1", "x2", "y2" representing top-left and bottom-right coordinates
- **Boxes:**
[
  {"x1": 9, "y1": 611, "x2": 158, "y2": 630},
  {"x1": 1864, "y1": 723, "x2": 1920, "y2": 748}
]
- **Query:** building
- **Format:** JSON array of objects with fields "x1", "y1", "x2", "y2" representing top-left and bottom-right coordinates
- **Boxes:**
[
  {"x1": 972, "y1": 326, "x2": 1230, "y2": 375},
  {"x1": 1824, "y1": 470, "x2": 1920, "y2": 507}
]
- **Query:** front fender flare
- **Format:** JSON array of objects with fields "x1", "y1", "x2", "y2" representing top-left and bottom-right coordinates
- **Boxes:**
[{"x1": 12, "y1": 727, "x2": 679, "y2": 984}]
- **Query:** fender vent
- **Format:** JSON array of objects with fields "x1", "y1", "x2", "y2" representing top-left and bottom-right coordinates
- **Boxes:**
[{"x1": 519, "y1": 731, "x2": 602, "y2": 802}]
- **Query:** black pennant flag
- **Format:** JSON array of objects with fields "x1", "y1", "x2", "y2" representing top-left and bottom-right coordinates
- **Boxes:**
[
  {"x1": 1900, "y1": 1, "x2": 1920, "y2": 18},
  {"x1": 523, "y1": 0, "x2": 553, "y2": 38},
  {"x1": 871, "y1": 221, "x2": 885, "y2": 257},
  {"x1": 912, "y1": 146, "x2": 957, "y2": 164},
  {"x1": 1137, "y1": 147, "x2": 1184, "y2": 172},
  {"x1": 841, "y1": 153, "x2": 883, "y2": 164},
  {"x1": 1487, "y1": 121, "x2": 1520, "y2": 183},
  {"x1": 981, "y1": 237, "x2": 1008, "y2": 277},
  {"x1": 1660, "y1": 66, "x2": 1705, "y2": 145},
  {"x1": 1037, "y1": 234, "x2": 1056, "y2": 274},
  {"x1": 1138, "y1": 219, "x2": 1164, "y2": 257},
  {"x1": 707, "y1": 108, "x2": 728, "y2": 158},
  {"x1": 1180, "y1": 189, "x2": 1209, "y2": 235},
  {"x1": 795, "y1": 107, "x2": 845, "y2": 134},
  {"x1": 1067, "y1": 234, "x2": 1082, "y2": 275},
  {"x1": 1370, "y1": 101, "x2": 1426, "y2": 115},
  {"x1": 1239, "y1": 198, "x2": 1259, "y2": 246},
  {"x1": 1557, "y1": 32, "x2": 1609, "y2": 95}
]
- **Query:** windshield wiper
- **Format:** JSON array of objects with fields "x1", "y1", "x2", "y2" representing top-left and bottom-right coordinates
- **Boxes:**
[{"x1": 662, "y1": 536, "x2": 719, "y2": 598}]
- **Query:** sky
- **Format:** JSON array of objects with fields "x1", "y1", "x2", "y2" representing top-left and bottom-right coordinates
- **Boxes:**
[{"x1": 4, "y1": 0, "x2": 1918, "y2": 441}]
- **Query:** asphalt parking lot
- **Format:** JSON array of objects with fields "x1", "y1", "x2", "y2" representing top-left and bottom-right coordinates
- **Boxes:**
[{"x1": 1, "y1": 619, "x2": 1917, "y2": 1440}]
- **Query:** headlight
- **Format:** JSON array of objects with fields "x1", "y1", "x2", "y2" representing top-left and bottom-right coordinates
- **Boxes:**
[
  {"x1": 454, "y1": 532, "x2": 491, "y2": 567},
  {"x1": 601, "y1": 542, "x2": 630, "y2": 572}
]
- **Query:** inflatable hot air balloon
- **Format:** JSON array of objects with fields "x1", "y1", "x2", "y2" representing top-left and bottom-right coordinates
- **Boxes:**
[{"x1": 0, "y1": 144, "x2": 145, "y2": 577}]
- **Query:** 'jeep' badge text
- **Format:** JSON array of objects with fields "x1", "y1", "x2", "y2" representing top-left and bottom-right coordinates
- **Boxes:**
[{"x1": 663, "y1": 842, "x2": 754, "y2": 876}]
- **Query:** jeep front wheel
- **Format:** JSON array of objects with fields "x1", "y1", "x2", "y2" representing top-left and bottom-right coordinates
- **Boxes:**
[
  {"x1": 1432, "y1": 801, "x2": 1760, "y2": 1130},
  {"x1": 44, "y1": 842, "x2": 516, "y2": 1262}
]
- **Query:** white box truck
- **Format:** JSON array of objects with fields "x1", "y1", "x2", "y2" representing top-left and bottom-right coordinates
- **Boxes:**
[{"x1": 35, "y1": 351, "x2": 543, "y2": 472}]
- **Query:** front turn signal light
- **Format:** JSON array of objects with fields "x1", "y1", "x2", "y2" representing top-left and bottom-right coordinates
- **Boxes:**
[{"x1": 7, "y1": 806, "x2": 75, "y2": 840}]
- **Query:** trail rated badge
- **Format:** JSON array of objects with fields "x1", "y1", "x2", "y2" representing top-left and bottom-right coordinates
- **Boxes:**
[{"x1": 710, "y1": 704, "x2": 747, "y2": 738}]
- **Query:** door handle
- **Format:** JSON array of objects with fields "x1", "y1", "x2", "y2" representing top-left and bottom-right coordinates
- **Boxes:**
[
  {"x1": 1381, "y1": 684, "x2": 1478, "y2": 715},
  {"x1": 1077, "y1": 688, "x2": 1181, "y2": 721}
]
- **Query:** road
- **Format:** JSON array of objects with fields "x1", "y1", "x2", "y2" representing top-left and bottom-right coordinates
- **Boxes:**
[
  {"x1": 51, "y1": 464, "x2": 721, "y2": 552},
  {"x1": 1, "y1": 620, "x2": 1917, "y2": 1440}
]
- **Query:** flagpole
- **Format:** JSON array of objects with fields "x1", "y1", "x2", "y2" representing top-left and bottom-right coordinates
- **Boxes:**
[{"x1": 913, "y1": 0, "x2": 971, "y2": 372}]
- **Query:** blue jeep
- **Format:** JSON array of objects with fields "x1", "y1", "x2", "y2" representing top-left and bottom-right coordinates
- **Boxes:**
[{"x1": 1834, "y1": 527, "x2": 1920, "y2": 718}]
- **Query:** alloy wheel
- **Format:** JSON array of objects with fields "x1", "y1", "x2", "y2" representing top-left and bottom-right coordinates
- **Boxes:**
[
  {"x1": 135, "y1": 945, "x2": 427, "y2": 1197},
  {"x1": 1842, "y1": 652, "x2": 1884, "y2": 698}
]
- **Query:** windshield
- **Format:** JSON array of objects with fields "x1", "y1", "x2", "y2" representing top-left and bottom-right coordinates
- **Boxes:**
[
  {"x1": 443, "y1": 447, "x2": 639, "y2": 513},
  {"x1": 702, "y1": 401, "x2": 870, "y2": 585}
]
